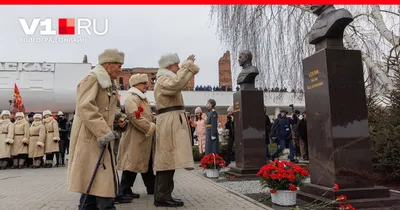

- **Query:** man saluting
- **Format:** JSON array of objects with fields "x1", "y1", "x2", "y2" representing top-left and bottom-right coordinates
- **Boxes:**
[{"x1": 153, "y1": 53, "x2": 199, "y2": 207}]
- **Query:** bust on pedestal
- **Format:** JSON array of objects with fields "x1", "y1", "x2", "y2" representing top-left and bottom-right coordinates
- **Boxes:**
[
  {"x1": 298, "y1": 5, "x2": 400, "y2": 208},
  {"x1": 225, "y1": 50, "x2": 266, "y2": 179}
]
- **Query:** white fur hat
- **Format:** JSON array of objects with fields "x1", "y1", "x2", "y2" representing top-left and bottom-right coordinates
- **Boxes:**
[
  {"x1": 57, "y1": 111, "x2": 64, "y2": 116},
  {"x1": 98, "y1": 49, "x2": 125, "y2": 65},
  {"x1": 158, "y1": 53, "x2": 180, "y2": 69},
  {"x1": 195, "y1": 107, "x2": 202, "y2": 114},
  {"x1": 0, "y1": 110, "x2": 10, "y2": 117},
  {"x1": 15, "y1": 112, "x2": 24, "y2": 118},
  {"x1": 33, "y1": 114, "x2": 42, "y2": 119},
  {"x1": 43, "y1": 110, "x2": 52, "y2": 116},
  {"x1": 227, "y1": 106, "x2": 234, "y2": 112},
  {"x1": 129, "y1": 74, "x2": 149, "y2": 87}
]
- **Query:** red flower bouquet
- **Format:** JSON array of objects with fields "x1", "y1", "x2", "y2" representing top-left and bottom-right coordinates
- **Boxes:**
[
  {"x1": 257, "y1": 160, "x2": 309, "y2": 193},
  {"x1": 200, "y1": 154, "x2": 226, "y2": 170}
]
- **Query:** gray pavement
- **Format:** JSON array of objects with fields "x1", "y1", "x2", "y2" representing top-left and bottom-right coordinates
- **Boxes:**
[{"x1": 0, "y1": 166, "x2": 267, "y2": 210}]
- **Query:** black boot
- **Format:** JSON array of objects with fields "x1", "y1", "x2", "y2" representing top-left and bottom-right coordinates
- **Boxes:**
[{"x1": 122, "y1": 188, "x2": 140, "y2": 199}]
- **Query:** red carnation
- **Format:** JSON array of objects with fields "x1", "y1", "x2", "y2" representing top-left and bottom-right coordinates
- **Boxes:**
[
  {"x1": 346, "y1": 204, "x2": 355, "y2": 210},
  {"x1": 134, "y1": 111, "x2": 141, "y2": 119},
  {"x1": 336, "y1": 195, "x2": 347, "y2": 202},
  {"x1": 289, "y1": 184, "x2": 297, "y2": 191},
  {"x1": 270, "y1": 189, "x2": 277, "y2": 194},
  {"x1": 138, "y1": 106, "x2": 144, "y2": 112},
  {"x1": 333, "y1": 184, "x2": 339, "y2": 191}
]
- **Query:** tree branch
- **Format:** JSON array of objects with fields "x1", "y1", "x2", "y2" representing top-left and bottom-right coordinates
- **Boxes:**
[{"x1": 371, "y1": 5, "x2": 400, "y2": 47}]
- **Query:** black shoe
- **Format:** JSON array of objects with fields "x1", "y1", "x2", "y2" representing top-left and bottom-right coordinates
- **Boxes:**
[
  {"x1": 115, "y1": 194, "x2": 133, "y2": 203},
  {"x1": 154, "y1": 200, "x2": 184, "y2": 207},
  {"x1": 147, "y1": 188, "x2": 154, "y2": 195},
  {"x1": 125, "y1": 192, "x2": 140, "y2": 199},
  {"x1": 172, "y1": 198, "x2": 183, "y2": 204}
]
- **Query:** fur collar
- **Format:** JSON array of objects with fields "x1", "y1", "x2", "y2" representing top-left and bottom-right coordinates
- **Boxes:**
[
  {"x1": 90, "y1": 65, "x2": 116, "y2": 89},
  {"x1": 0, "y1": 119, "x2": 11, "y2": 125},
  {"x1": 44, "y1": 117, "x2": 54, "y2": 123},
  {"x1": 32, "y1": 121, "x2": 42, "y2": 127},
  {"x1": 14, "y1": 119, "x2": 27, "y2": 125},
  {"x1": 156, "y1": 68, "x2": 177, "y2": 79},
  {"x1": 128, "y1": 87, "x2": 146, "y2": 99}
]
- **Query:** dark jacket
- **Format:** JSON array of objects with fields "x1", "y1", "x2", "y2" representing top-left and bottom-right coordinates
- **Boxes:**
[
  {"x1": 272, "y1": 116, "x2": 294, "y2": 141},
  {"x1": 225, "y1": 114, "x2": 234, "y2": 139},
  {"x1": 298, "y1": 118, "x2": 307, "y2": 141}
]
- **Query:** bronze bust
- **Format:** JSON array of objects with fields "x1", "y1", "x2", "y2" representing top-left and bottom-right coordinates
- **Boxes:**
[
  {"x1": 309, "y1": 5, "x2": 353, "y2": 51},
  {"x1": 236, "y1": 50, "x2": 259, "y2": 90}
]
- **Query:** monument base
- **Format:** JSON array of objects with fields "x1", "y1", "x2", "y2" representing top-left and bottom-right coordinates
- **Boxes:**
[
  {"x1": 298, "y1": 183, "x2": 400, "y2": 209},
  {"x1": 225, "y1": 166, "x2": 261, "y2": 180}
]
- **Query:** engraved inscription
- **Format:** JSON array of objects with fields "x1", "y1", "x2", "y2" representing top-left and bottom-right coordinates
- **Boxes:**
[{"x1": 307, "y1": 69, "x2": 324, "y2": 90}]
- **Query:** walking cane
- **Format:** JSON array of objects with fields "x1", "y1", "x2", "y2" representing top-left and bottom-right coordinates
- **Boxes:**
[{"x1": 79, "y1": 145, "x2": 106, "y2": 210}]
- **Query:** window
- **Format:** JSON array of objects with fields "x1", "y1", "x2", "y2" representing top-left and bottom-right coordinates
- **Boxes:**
[{"x1": 119, "y1": 77, "x2": 123, "y2": 85}]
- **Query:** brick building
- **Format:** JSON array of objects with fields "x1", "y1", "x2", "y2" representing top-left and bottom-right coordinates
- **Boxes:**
[
  {"x1": 117, "y1": 67, "x2": 195, "y2": 91},
  {"x1": 218, "y1": 50, "x2": 232, "y2": 88}
]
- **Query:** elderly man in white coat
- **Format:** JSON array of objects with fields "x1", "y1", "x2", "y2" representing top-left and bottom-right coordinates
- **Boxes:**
[
  {"x1": 117, "y1": 73, "x2": 156, "y2": 200},
  {"x1": 153, "y1": 53, "x2": 199, "y2": 207},
  {"x1": 67, "y1": 49, "x2": 127, "y2": 210}
]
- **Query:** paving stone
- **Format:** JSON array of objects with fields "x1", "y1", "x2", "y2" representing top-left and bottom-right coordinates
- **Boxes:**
[{"x1": 0, "y1": 166, "x2": 268, "y2": 210}]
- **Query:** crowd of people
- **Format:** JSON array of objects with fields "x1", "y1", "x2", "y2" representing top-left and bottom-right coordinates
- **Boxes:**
[{"x1": 0, "y1": 110, "x2": 69, "y2": 170}]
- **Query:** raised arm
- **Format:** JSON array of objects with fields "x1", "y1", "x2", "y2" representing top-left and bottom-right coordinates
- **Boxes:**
[{"x1": 159, "y1": 60, "x2": 199, "y2": 96}]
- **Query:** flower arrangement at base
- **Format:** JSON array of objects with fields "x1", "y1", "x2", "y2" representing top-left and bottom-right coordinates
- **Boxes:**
[
  {"x1": 257, "y1": 160, "x2": 309, "y2": 206},
  {"x1": 290, "y1": 184, "x2": 356, "y2": 210},
  {"x1": 200, "y1": 153, "x2": 226, "y2": 178}
]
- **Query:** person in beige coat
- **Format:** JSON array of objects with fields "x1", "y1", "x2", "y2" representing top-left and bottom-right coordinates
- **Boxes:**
[
  {"x1": 153, "y1": 53, "x2": 199, "y2": 207},
  {"x1": 117, "y1": 73, "x2": 156, "y2": 199},
  {"x1": 42, "y1": 110, "x2": 60, "y2": 168},
  {"x1": 28, "y1": 114, "x2": 46, "y2": 168},
  {"x1": 11, "y1": 112, "x2": 30, "y2": 168},
  {"x1": 67, "y1": 49, "x2": 126, "y2": 210},
  {"x1": 0, "y1": 110, "x2": 14, "y2": 169}
]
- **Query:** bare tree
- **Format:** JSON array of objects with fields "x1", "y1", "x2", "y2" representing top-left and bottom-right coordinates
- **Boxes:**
[{"x1": 210, "y1": 5, "x2": 399, "y2": 97}]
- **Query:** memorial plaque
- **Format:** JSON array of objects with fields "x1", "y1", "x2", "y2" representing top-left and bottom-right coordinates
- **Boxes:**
[{"x1": 226, "y1": 89, "x2": 266, "y2": 178}]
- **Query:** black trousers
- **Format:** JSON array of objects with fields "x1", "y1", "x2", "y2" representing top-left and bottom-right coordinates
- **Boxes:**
[
  {"x1": 79, "y1": 194, "x2": 115, "y2": 210},
  {"x1": 225, "y1": 136, "x2": 235, "y2": 165},
  {"x1": 154, "y1": 170, "x2": 175, "y2": 202},
  {"x1": 120, "y1": 153, "x2": 155, "y2": 194}
]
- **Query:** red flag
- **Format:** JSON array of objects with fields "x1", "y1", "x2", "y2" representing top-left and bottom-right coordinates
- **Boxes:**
[{"x1": 13, "y1": 83, "x2": 26, "y2": 113}]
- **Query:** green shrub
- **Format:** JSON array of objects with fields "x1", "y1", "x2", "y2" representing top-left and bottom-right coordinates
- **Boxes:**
[
  {"x1": 219, "y1": 143, "x2": 235, "y2": 161},
  {"x1": 192, "y1": 143, "x2": 236, "y2": 162},
  {"x1": 192, "y1": 146, "x2": 204, "y2": 161}
]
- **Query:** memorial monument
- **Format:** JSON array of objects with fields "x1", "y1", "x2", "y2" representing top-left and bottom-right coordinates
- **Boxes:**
[
  {"x1": 225, "y1": 50, "x2": 266, "y2": 179},
  {"x1": 298, "y1": 5, "x2": 400, "y2": 208}
]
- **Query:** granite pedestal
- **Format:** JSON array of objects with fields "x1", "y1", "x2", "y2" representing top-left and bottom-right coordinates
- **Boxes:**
[
  {"x1": 225, "y1": 89, "x2": 266, "y2": 179},
  {"x1": 298, "y1": 48, "x2": 400, "y2": 209}
]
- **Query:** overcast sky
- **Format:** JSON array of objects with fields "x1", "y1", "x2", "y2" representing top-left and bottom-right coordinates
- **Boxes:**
[{"x1": 0, "y1": 6, "x2": 227, "y2": 87}]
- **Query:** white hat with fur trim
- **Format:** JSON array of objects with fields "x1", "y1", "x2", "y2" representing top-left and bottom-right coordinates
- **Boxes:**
[
  {"x1": 15, "y1": 112, "x2": 25, "y2": 118},
  {"x1": 158, "y1": 53, "x2": 180, "y2": 69},
  {"x1": 0, "y1": 110, "x2": 10, "y2": 117},
  {"x1": 98, "y1": 49, "x2": 125, "y2": 65},
  {"x1": 57, "y1": 111, "x2": 64, "y2": 116},
  {"x1": 129, "y1": 74, "x2": 149, "y2": 87},
  {"x1": 43, "y1": 110, "x2": 52, "y2": 116},
  {"x1": 33, "y1": 114, "x2": 42, "y2": 119},
  {"x1": 227, "y1": 106, "x2": 234, "y2": 112}
]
